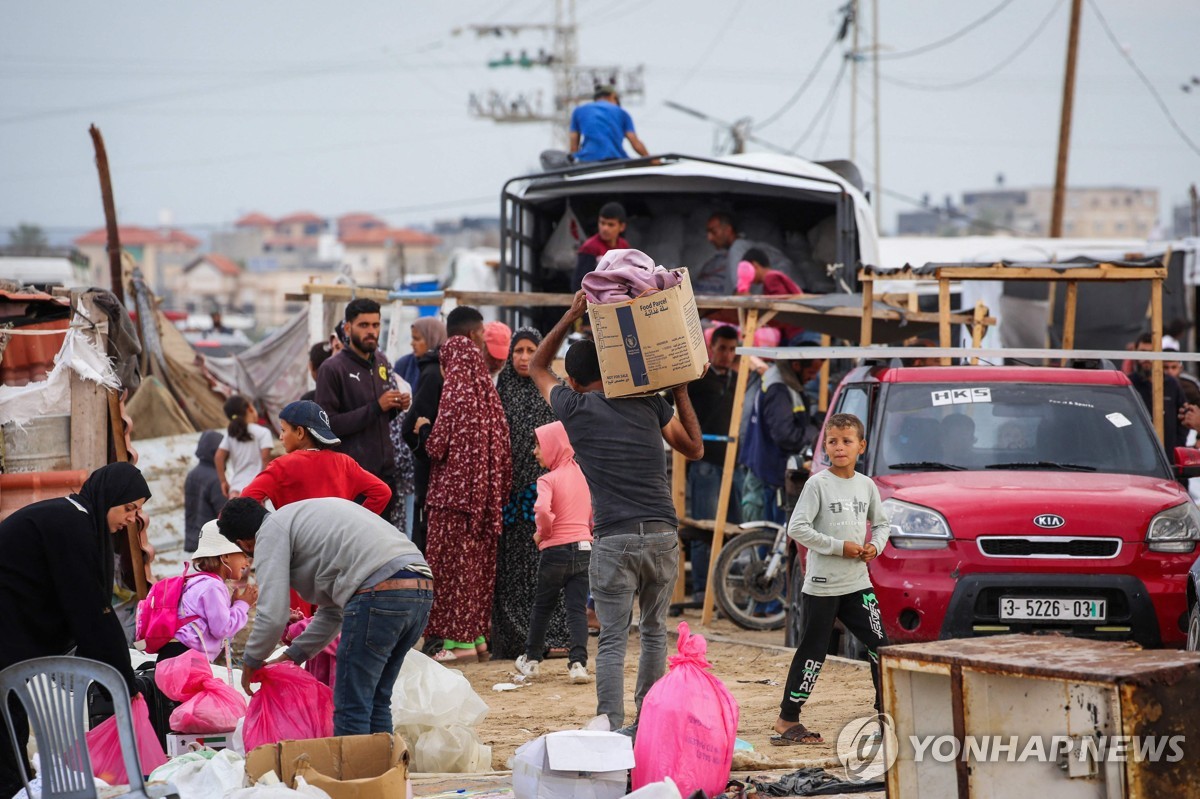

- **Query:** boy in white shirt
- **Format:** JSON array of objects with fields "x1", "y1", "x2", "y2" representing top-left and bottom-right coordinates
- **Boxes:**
[{"x1": 772, "y1": 413, "x2": 889, "y2": 746}]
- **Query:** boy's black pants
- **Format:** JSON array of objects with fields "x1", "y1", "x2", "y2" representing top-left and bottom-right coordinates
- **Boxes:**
[{"x1": 780, "y1": 588, "x2": 887, "y2": 722}]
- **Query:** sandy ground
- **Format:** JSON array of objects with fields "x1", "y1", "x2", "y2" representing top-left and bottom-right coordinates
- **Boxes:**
[{"x1": 443, "y1": 625, "x2": 876, "y2": 773}]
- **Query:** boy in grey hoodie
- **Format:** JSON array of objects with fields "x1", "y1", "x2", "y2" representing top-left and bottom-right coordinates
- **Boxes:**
[{"x1": 772, "y1": 413, "x2": 889, "y2": 746}]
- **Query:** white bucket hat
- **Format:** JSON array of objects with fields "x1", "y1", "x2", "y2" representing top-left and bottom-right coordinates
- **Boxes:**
[{"x1": 192, "y1": 520, "x2": 245, "y2": 560}]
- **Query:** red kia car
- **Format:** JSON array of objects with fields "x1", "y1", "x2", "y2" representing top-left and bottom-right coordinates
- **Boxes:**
[{"x1": 789, "y1": 363, "x2": 1200, "y2": 649}]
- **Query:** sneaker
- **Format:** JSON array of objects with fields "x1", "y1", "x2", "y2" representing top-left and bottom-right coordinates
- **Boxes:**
[
  {"x1": 515, "y1": 655, "x2": 541, "y2": 677},
  {"x1": 568, "y1": 661, "x2": 593, "y2": 684}
]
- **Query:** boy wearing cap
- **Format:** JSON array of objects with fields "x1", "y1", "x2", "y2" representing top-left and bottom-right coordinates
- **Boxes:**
[{"x1": 241, "y1": 400, "x2": 392, "y2": 514}]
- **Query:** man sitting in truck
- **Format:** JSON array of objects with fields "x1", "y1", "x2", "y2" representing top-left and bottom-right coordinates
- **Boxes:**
[{"x1": 695, "y1": 212, "x2": 799, "y2": 296}]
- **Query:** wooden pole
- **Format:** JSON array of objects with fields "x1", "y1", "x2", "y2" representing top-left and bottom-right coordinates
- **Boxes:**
[
  {"x1": 1062, "y1": 281, "x2": 1079, "y2": 351},
  {"x1": 88, "y1": 125, "x2": 125, "y2": 303},
  {"x1": 860, "y1": 278, "x2": 874, "y2": 346},
  {"x1": 671, "y1": 449, "x2": 688, "y2": 604},
  {"x1": 1049, "y1": 0, "x2": 1084, "y2": 238},
  {"x1": 970, "y1": 302, "x2": 986, "y2": 364},
  {"x1": 818, "y1": 334, "x2": 831, "y2": 411},
  {"x1": 1151, "y1": 276, "x2": 1164, "y2": 444},
  {"x1": 938, "y1": 277, "x2": 951, "y2": 365},
  {"x1": 701, "y1": 309, "x2": 760, "y2": 627}
]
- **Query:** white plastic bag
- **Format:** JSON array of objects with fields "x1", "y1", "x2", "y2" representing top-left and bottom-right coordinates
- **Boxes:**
[
  {"x1": 414, "y1": 724, "x2": 492, "y2": 773},
  {"x1": 391, "y1": 650, "x2": 488, "y2": 739},
  {"x1": 149, "y1": 749, "x2": 245, "y2": 798},
  {"x1": 541, "y1": 204, "x2": 586, "y2": 272},
  {"x1": 226, "y1": 775, "x2": 332, "y2": 798}
]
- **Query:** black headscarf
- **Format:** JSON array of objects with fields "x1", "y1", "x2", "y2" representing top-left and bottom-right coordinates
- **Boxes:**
[
  {"x1": 70, "y1": 462, "x2": 152, "y2": 594},
  {"x1": 496, "y1": 327, "x2": 557, "y2": 490}
]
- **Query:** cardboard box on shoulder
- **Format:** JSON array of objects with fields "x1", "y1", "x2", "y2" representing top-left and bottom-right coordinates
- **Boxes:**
[
  {"x1": 245, "y1": 732, "x2": 409, "y2": 799},
  {"x1": 587, "y1": 268, "x2": 707, "y2": 399}
]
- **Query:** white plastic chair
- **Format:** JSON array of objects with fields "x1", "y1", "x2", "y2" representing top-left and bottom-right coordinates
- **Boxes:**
[{"x1": 0, "y1": 656, "x2": 178, "y2": 799}]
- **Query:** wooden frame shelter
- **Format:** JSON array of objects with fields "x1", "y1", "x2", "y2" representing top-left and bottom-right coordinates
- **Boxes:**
[
  {"x1": 858, "y1": 258, "x2": 1170, "y2": 439},
  {"x1": 294, "y1": 283, "x2": 989, "y2": 629}
]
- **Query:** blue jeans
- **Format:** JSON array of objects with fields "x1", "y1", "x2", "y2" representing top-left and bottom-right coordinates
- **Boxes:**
[
  {"x1": 334, "y1": 585, "x2": 434, "y2": 735},
  {"x1": 525, "y1": 542, "x2": 591, "y2": 665},
  {"x1": 590, "y1": 528, "x2": 678, "y2": 729}
]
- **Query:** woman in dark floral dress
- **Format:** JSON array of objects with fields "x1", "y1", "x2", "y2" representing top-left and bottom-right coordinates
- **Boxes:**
[
  {"x1": 419, "y1": 336, "x2": 511, "y2": 662},
  {"x1": 490, "y1": 328, "x2": 572, "y2": 660}
]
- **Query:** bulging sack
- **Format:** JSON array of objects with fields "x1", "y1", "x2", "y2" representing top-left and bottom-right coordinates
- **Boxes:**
[
  {"x1": 85, "y1": 694, "x2": 169, "y2": 785},
  {"x1": 156, "y1": 649, "x2": 247, "y2": 733},
  {"x1": 243, "y1": 663, "x2": 334, "y2": 752},
  {"x1": 631, "y1": 622, "x2": 739, "y2": 797}
]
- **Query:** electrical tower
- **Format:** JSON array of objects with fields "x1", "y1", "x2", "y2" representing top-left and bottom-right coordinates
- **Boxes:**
[{"x1": 459, "y1": 0, "x2": 645, "y2": 146}]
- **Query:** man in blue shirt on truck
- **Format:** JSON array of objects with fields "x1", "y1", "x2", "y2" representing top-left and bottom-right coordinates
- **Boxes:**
[{"x1": 569, "y1": 85, "x2": 650, "y2": 163}]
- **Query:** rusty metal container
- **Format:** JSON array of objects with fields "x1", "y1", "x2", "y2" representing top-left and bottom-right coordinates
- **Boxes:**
[{"x1": 880, "y1": 634, "x2": 1200, "y2": 798}]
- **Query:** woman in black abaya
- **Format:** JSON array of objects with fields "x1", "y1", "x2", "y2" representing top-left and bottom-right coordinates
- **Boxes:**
[{"x1": 0, "y1": 462, "x2": 151, "y2": 795}]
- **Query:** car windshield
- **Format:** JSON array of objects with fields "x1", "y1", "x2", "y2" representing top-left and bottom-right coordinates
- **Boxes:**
[{"x1": 874, "y1": 383, "x2": 1169, "y2": 478}]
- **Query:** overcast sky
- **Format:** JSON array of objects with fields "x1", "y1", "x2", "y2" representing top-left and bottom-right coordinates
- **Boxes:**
[{"x1": 2, "y1": 0, "x2": 1198, "y2": 241}]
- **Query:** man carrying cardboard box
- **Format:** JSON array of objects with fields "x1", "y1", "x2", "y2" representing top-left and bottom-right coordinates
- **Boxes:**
[
  {"x1": 217, "y1": 496, "x2": 434, "y2": 736},
  {"x1": 530, "y1": 290, "x2": 705, "y2": 734}
]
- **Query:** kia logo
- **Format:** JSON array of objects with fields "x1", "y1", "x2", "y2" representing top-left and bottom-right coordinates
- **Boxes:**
[{"x1": 1033, "y1": 514, "x2": 1065, "y2": 529}]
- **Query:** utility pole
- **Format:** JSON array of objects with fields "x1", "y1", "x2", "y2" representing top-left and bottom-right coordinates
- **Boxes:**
[
  {"x1": 1050, "y1": 0, "x2": 1084, "y2": 238},
  {"x1": 849, "y1": 0, "x2": 859, "y2": 162},
  {"x1": 1190, "y1": 183, "x2": 1198, "y2": 236},
  {"x1": 872, "y1": 0, "x2": 881, "y2": 229},
  {"x1": 461, "y1": 0, "x2": 644, "y2": 146}
]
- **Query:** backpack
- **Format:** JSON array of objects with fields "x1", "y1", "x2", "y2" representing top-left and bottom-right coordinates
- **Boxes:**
[{"x1": 134, "y1": 564, "x2": 206, "y2": 654}]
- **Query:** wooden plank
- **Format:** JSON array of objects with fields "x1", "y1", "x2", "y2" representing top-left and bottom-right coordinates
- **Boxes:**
[
  {"x1": 701, "y1": 309, "x2": 759, "y2": 627},
  {"x1": 308, "y1": 293, "x2": 325, "y2": 345},
  {"x1": 934, "y1": 266, "x2": 1165, "y2": 281},
  {"x1": 1063, "y1": 281, "x2": 1079, "y2": 351},
  {"x1": 969, "y1": 302, "x2": 986, "y2": 365},
  {"x1": 671, "y1": 449, "x2": 688, "y2": 604},
  {"x1": 1151, "y1": 277, "x2": 1164, "y2": 444},
  {"x1": 860, "y1": 280, "x2": 874, "y2": 346},
  {"x1": 938, "y1": 278, "x2": 952, "y2": 365}
]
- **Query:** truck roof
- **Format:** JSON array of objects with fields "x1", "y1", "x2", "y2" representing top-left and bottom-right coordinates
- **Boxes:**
[{"x1": 853, "y1": 365, "x2": 1133, "y2": 386}]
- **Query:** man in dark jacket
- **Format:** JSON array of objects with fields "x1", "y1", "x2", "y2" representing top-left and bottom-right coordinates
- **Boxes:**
[
  {"x1": 316, "y1": 298, "x2": 410, "y2": 522},
  {"x1": 1130, "y1": 333, "x2": 1191, "y2": 454},
  {"x1": 739, "y1": 345, "x2": 825, "y2": 525},
  {"x1": 401, "y1": 305, "x2": 487, "y2": 554},
  {"x1": 183, "y1": 430, "x2": 226, "y2": 552}
]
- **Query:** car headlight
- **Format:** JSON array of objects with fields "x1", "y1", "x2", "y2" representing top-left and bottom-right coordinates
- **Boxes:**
[
  {"x1": 1146, "y1": 502, "x2": 1200, "y2": 553},
  {"x1": 883, "y1": 499, "x2": 953, "y2": 550}
]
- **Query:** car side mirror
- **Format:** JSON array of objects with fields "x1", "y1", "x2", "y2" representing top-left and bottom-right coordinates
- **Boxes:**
[{"x1": 1173, "y1": 447, "x2": 1200, "y2": 480}]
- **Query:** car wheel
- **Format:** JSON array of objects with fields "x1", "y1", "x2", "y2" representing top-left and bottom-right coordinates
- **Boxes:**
[{"x1": 1188, "y1": 604, "x2": 1200, "y2": 652}]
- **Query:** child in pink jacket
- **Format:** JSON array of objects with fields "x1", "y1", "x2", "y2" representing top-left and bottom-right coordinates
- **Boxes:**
[{"x1": 516, "y1": 421, "x2": 594, "y2": 684}]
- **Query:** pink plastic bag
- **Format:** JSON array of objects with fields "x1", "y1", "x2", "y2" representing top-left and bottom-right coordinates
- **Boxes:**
[
  {"x1": 632, "y1": 622, "x2": 740, "y2": 796},
  {"x1": 85, "y1": 694, "x2": 168, "y2": 785},
  {"x1": 155, "y1": 650, "x2": 247, "y2": 733},
  {"x1": 243, "y1": 662, "x2": 334, "y2": 752}
]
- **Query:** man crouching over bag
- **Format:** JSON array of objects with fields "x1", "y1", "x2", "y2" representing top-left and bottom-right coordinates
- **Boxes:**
[{"x1": 218, "y1": 496, "x2": 433, "y2": 735}]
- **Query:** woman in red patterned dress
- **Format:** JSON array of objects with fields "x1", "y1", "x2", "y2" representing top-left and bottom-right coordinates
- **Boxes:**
[{"x1": 416, "y1": 335, "x2": 512, "y2": 661}]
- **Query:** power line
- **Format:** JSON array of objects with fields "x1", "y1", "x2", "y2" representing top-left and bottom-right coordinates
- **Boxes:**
[
  {"x1": 1086, "y1": 0, "x2": 1200, "y2": 159},
  {"x1": 755, "y1": 23, "x2": 845, "y2": 131},
  {"x1": 880, "y1": 0, "x2": 1064, "y2": 92},
  {"x1": 871, "y1": 0, "x2": 1017, "y2": 60},
  {"x1": 789, "y1": 55, "x2": 850, "y2": 153}
]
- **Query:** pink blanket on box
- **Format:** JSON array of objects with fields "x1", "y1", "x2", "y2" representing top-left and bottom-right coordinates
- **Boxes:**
[{"x1": 581, "y1": 248, "x2": 682, "y2": 304}]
